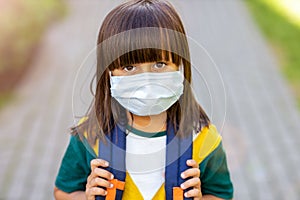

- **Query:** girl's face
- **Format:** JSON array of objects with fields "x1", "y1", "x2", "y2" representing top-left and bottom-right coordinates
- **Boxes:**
[{"x1": 111, "y1": 61, "x2": 178, "y2": 76}]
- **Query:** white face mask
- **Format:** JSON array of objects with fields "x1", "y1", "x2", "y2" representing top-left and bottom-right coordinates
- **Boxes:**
[{"x1": 110, "y1": 71, "x2": 184, "y2": 116}]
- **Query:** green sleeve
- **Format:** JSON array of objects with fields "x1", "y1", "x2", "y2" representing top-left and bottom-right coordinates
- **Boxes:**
[
  {"x1": 55, "y1": 135, "x2": 95, "y2": 193},
  {"x1": 199, "y1": 142, "x2": 234, "y2": 199}
]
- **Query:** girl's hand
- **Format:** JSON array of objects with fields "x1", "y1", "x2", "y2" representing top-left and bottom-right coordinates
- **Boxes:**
[
  {"x1": 85, "y1": 159, "x2": 114, "y2": 200},
  {"x1": 180, "y1": 159, "x2": 202, "y2": 200}
]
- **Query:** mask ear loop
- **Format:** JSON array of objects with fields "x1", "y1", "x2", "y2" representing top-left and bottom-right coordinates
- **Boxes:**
[
  {"x1": 108, "y1": 71, "x2": 114, "y2": 84},
  {"x1": 179, "y1": 60, "x2": 185, "y2": 79}
]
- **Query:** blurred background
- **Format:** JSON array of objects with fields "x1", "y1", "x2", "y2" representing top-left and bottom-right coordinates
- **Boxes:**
[{"x1": 0, "y1": 0, "x2": 299, "y2": 199}]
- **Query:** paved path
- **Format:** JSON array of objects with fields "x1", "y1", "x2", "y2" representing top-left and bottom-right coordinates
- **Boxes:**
[{"x1": 0, "y1": 0, "x2": 299, "y2": 199}]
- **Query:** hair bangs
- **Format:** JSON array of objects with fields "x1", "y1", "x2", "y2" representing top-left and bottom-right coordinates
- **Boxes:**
[
  {"x1": 97, "y1": 0, "x2": 189, "y2": 72},
  {"x1": 102, "y1": 27, "x2": 185, "y2": 70},
  {"x1": 108, "y1": 48, "x2": 182, "y2": 70}
]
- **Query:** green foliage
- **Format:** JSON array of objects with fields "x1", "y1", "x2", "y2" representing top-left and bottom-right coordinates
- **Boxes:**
[
  {"x1": 0, "y1": 92, "x2": 14, "y2": 110},
  {"x1": 0, "y1": 0, "x2": 67, "y2": 110},
  {"x1": 0, "y1": 0, "x2": 67, "y2": 72},
  {"x1": 246, "y1": 0, "x2": 300, "y2": 107}
]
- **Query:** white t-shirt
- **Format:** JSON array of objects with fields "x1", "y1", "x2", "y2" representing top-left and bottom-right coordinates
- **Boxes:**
[{"x1": 125, "y1": 127, "x2": 166, "y2": 200}]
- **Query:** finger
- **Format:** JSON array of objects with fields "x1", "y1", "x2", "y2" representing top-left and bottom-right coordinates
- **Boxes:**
[
  {"x1": 186, "y1": 159, "x2": 198, "y2": 168},
  {"x1": 184, "y1": 188, "x2": 202, "y2": 199},
  {"x1": 93, "y1": 167, "x2": 114, "y2": 180},
  {"x1": 181, "y1": 177, "x2": 200, "y2": 190},
  {"x1": 86, "y1": 186, "x2": 107, "y2": 197},
  {"x1": 181, "y1": 167, "x2": 200, "y2": 179},
  {"x1": 89, "y1": 177, "x2": 114, "y2": 189},
  {"x1": 87, "y1": 168, "x2": 114, "y2": 187},
  {"x1": 90, "y1": 159, "x2": 109, "y2": 171}
]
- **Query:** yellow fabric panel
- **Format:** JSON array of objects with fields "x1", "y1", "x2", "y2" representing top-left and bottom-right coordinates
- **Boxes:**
[
  {"x1": 122, "y1": 171, "x2": 165, "y2": 200},
  {"x1": 152, "y1": 183, "x2": 165, "y2": 200},
  {"x1": 93, "y1": 139, "x2": 99, "y2": 156},
  {"x1": 78, "y1": 116, "x2": 88, "y2": 139},
  {"x1": 192, "y1": 124, "x2": 222, "y2": 164},
  {"x1": 122, "y1": 172, "x2": 143, "y2": 200},
  {"x1": 77, "y1": 117, "x2": 99, "y2": 156},
  {"x1": 78, "y1": 116, "x2": 88, "y2": 125}
]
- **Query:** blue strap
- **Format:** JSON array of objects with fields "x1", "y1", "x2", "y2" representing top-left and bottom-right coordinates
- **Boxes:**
[
  {"x1": 165, "y1": 122, "x2": 193, "y2": 200},
  {"x1": 96, "y1": 125, "x2": 126, "y2": 200},
  {"x1": 165, "y1": 122, "x2": 179, "y2": 199},
  {"x1": 111, "y1": 126, "x2": 126, "y2": 199}
]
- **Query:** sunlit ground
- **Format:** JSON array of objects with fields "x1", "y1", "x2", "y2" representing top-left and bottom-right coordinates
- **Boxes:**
[
  {"x1": 246, "y1": 0, "x2": 300, "y2": 108},
  {"x1": 268, "y1": 0, "x2": 300, "y2": 27}
]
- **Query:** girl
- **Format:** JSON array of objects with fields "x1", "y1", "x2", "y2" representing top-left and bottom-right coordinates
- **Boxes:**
[{"x1": 54, "y1": 0, "x2": 233, "y2": 200}]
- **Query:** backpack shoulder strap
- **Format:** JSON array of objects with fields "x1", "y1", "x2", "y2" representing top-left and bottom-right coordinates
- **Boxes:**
[
  {"x1": 165, "y1": 122, "x2": 193, "y2": 200},
  {"x1": 96, "y1": 125, "x2": 126, "y2": 200}
]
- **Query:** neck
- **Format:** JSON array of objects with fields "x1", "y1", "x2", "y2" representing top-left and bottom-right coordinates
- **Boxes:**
[{"x1": 127, "y1": 111, "x2": 167, "y2": 133}]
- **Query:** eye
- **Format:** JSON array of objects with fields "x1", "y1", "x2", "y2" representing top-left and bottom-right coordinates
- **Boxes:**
[
  {"x1": 153, "y1": 62, "x2": 167, "y2": 69},
  {"x1": 122, "y1": 65, "x2": 136, "y2": 72}
]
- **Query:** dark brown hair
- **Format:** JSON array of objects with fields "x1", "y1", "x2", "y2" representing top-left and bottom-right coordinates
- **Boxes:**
[{"x1": 71, "y1": 0, "x2": 210, "y2": 145}]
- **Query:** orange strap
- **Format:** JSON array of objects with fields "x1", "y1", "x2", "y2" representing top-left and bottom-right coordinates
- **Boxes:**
[
  {"x1": 173, "y1": 187, "x2": 184, "y2": 200},
  {"x1": 105, "y1": 179, "x2": 125, "y2": 200}
]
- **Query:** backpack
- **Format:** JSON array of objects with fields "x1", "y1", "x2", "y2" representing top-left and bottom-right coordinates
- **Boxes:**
[{"x1": 95, "y1": 121, "x2": 193, "y2": 200}]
